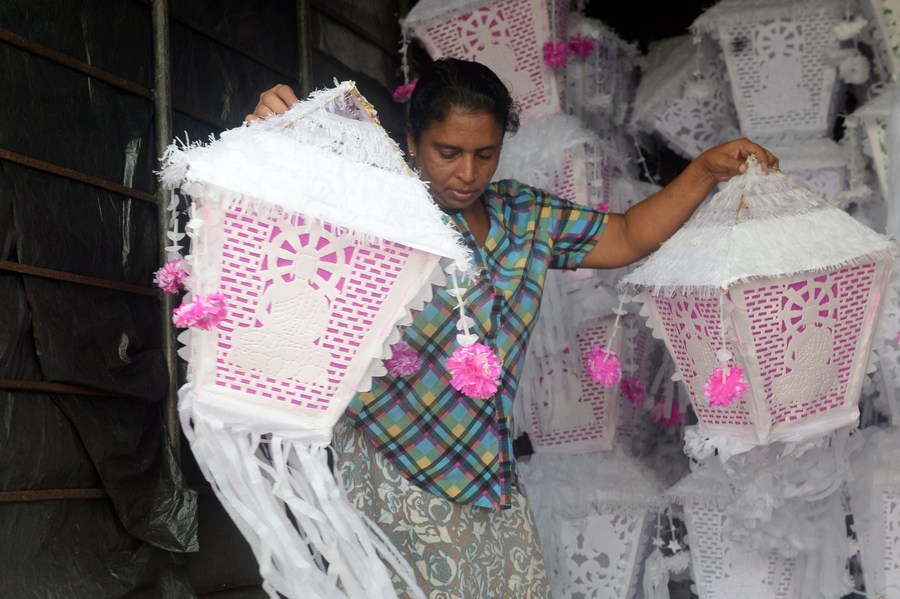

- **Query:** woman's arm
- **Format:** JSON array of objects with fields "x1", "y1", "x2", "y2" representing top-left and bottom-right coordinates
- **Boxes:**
[{"x1": 579, "y1": 138, "x2": 779, "y2": 270}]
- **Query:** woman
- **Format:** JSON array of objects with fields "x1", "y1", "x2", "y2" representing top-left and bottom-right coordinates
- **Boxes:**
[{"x1": 249, "y1": 59, "x2": 777, "y2": 598}]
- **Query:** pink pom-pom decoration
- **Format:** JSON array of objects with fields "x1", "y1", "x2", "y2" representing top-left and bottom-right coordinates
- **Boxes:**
[
  {"x1": 446, "y1": 342, "x2": 502, "y2": 400},
  {"x1": 583, "y1": 346, "x2": 621, "y2": 387},
  {"x1": 703, "y1": 365, "x2": 749, "y2": 407},
  {"x1": 154, "y1": 259, "x2": 188, "y2": 294},
  {"x1": 543, "y1": 40, "x2": 572, "y2": 68},
  {"x1": 392, "y1": 79, "x2": 418, "y2": 103},
  {"x1": 385, "y1": 341, "x2": 421, "y2": 378},
  {"x1": 596, "y1": 200, "x2": 610, "y2": 213},
  {"x1": 620, "y1": 376, "x2": 648, "y2": 406},
  {"x1": 568, "y1": 34, "x2": 595, "y2": 58},
  {"x1": 173, "y1": 292, "x2": 228, "y2": 330},
  {"x1": 651, "y1": 398, "x2": 682, "y2": 428}
]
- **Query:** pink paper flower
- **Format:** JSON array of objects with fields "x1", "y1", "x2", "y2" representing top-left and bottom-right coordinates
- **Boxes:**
[
  {"x1": 703, "y1": 365, "x2": 749, "y2": 407},
  {"x1": 392, "y1": 79, "x2": 418, "y2": 103},
  {"x1": 651, "y1": 398, "x2": 682, "y2": 428},
  {"x1": 568, "y1": 34, "x2": 595, "y2": 58},
  {"x1": 596, "y1": 200, "x2": 610, "y2": 212},
  {"x1": 620, "y1": 376, "x2": 648, "y2": 406},
  {"x1": 583, "y1": 346, "x2": 621, "y2": 387},
  {"x1": 543, "y1": 40, "x2": 572, "y2": 68},
  {"x1": 385, "y1": 341, "x2": 420, "y2": 378},
  {"x1": 446, "y1": 342, "x2": 502, "y2": 400},
  {"x1": 154, "y1": 259, "x2": 188, "y2": 294},
  {"x1": 172, "y1": 292, "x2": 228, "y2": 330}
]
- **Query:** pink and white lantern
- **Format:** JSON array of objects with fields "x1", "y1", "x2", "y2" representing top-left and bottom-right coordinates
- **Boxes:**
[
  {"x1": 622, "y1": 160, "x2": 898, "y2": 446},
  {"x1": 631, "y1": 36, "x2": 740, "y2": 160},
  {"x1": 526, "y1": 313, "x2": 623, "y2": 453},
  {"x1": 692, "y1": 0, "x2": 845, "y2": 139},
  {"x1": 160, "y1": 83, "x2": 472, "y2": 599},
  {"x1": 403, "y1": 0, "x2": 564, "y2": 123}
]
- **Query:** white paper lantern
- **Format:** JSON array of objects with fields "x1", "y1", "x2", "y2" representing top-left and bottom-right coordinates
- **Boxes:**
[
  {"x1": 563, "y1": 15, "x2": 640, "y2": 150},
  {"x1": 526, "y1": 313, "x2": 622, "y2": 453},
  {"x1": 848, "y1": 87, "x2": 897, "y2": 202},
  {"x1": 615, "y1": 315, "x2": 665, "y2": 456},
  {"x1": 520, "y1": 452, "x2": 665, "y2": 599},
  {"x1": 403, "y1": 0, "x2": 563, "y2": 123},
  {"x1": 849, "y1": 427, "x2": 900, "y2": 599},
  {"x1": 632, "y1": 36, "x2": 740, "y2": 160},
  {"x1": 622, "y1": 161, "x2": 898, "y2": 447},
  {"x1": 160, "y1": 83, "x2": 472, "y2": 599},
  {"x1": 692, "y1": 0, "x2": 845, "y2": 139},
  {"x1": 667, "y1": 472, "x2": 802, "y2": 599}
]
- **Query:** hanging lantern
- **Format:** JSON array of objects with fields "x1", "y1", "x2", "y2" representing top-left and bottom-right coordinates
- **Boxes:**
[
  {"x1": 524, "y1": 313, "x2": 623, "y2": 453},
  {"x1": 403, "y1": 0, "x2": 567, "y2": 123},
  {"x1": 667, "y1": 471, "x2": 803, "y2": 598},
  {"x1": 563, "y1": 15, "x2": 640, "y2": 152},
  {"x1": 160, "y1": 82, "x2": 473, "y2": 599},
  {"x1": 849, "y1": 427, "x2": 900, "y2": 599},
  {"x1": 615, "y1": 315, "x2": 666, "y2": 456},
  {"x1": 860, "y1": 0, "x2": 900, "y2": 82},
  {"x1": 519, "y1": 452, "x2": 665, "y2": 599},
  {"x1": 622, "y1": 159, "x2": 898, "y2": 447},
  {"x1": 692, "y1": 0, "x2": 845, "y2": 139},
  {"x1": 632, "y1": 36, "x2": 740, "y2": 160}
]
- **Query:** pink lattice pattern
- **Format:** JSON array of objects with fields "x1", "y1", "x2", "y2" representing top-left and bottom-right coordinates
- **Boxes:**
[
  {"x1": 416, "y1": 0, "x2": 557, "y2": 121},
  {"x1": 213, "y1": 206, "x2": 411, "y2": 413},
  {"x1": 743, "y1": 264, "x2": 876, "y2": 426},
  {"x1": 653, "y1": 295, "x2": 754, "y2": 429},
  {"x1": 529, "y1": 317, "x2": 617, "y2": 451}
]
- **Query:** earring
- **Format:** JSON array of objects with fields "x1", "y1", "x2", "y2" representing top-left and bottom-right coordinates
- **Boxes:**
[{"x1": 409, "y1": 150, "x2": 416, "y2": 158}]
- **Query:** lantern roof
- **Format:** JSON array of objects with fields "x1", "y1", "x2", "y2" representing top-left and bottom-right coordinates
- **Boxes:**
[
  {"x1": 621, "y1": 159, "x2": 899, "y2": 296},
  {"x1": 850, "y1": 85, "x2": 898, "y2": 122},
  {"x1": 403, "y1": 0, "x2": 488, "y2": 26},
  {"x1": 631, "y1": 36, "x2": 696, "y2": 129},
  {"x1": 692, "y1": 0, "x2": 844, "y2": 36},
  {"x1": 159, "y1": 81, "x2": 473, "y2": 274}
]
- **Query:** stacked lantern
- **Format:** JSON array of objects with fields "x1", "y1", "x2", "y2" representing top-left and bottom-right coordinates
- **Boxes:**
[
  {"x1": 563, "y1": 15, "x2": 641, "y2": 159},
  {"x1": 403, "y1": 0, "x2": 564, "y2": 123},
  {"x1": 631, "y1": 36, "x2": 740, "y2": 160},
  {"x1": 519, "y1": 452, "x2": 666, "y2": 599},
  {"x1": 763, "y1": 138, "x2": 849, "y2": 203},
  {"x1": 691, "y1": 0, "x2": 845, "y2": 139},
  {"x1": 525, "y1": 313, "x2": 622, "y2": 453},
  {"x1": 622, "y1": 160, "x2": 898, "y2": 446},
  {"x1": 615, "y1": 314, "x2": 666, "y2": 457},
  {"x1": 849, "y1": 427, "x2": 900, "y2": 599},
  {"x1": 667, "y1": 471, "x2": 804, "y2": 598},
  {"x1": 160, "y1": 83, "x2": 473, "y2": 599},
  {"x1": 847, "y1": 87, "x2": 897, "y2": 204}
]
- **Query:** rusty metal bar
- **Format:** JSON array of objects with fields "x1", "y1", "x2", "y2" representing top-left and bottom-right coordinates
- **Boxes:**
[
  {"x1": 0, "y1": 148, "x2": 157, "y2": 204},
  {"x1": 297, "y1": 0, "x2": 313, "y2": 96},
  {"x1": 0, "y1": 260, "x2": 159, "y2": 297},
  {"x1": 0, "y1": 26, "x2": 227, "y2": 131},
  {"x1": 0, "y1": 378, "x2": 117, "y2": 397},
  {"x1": 152, "y1": 0, "x2": 181, "y2": 460}
]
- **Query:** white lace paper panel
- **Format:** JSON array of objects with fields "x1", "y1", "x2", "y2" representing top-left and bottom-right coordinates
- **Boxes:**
[
  {"x1": 409, "y1": 0, "x2": 560, "y2": 123},
  {"x1": 684, "y1": 502, "x2": 800, "y2": 599},
  {"x1": 714, "y1": 3, "x2": 843, "y2": 137},
  {"x1": 544, "y1": 510, "x2": 652, "y2": 599}
]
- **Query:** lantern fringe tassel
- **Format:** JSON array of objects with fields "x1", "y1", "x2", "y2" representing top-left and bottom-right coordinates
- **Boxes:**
[{"x1": 180, "y1": 385, "x2": 424, "y2": 599}]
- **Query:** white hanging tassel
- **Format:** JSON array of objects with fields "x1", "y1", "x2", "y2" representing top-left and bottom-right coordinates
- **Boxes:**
[{"x1": 181, "y1": 389, "x2": 423, "y2": 599}]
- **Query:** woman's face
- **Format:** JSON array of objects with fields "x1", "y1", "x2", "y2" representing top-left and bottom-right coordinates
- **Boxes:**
[{"x1": 407, "y1": 109, "x2": 503, "y2": 216}]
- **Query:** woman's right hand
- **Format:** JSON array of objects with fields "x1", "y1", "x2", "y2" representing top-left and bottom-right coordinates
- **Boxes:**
[{"x1": 244, "y1": 84, "x2": 299, "y2": 122}]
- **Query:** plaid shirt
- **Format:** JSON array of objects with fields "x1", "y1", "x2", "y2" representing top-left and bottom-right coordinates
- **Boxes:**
[{"x1": 345, "y1": 180, "x2": 607, "y2": 509}]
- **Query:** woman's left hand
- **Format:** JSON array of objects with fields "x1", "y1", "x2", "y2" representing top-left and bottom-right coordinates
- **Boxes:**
[{"x1": 695, "y1": 137, "x2": 780, "y2": 183}]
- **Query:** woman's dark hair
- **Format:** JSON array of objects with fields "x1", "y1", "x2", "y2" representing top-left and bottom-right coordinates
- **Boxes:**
[{"x1": 407, "y1": 58, "x2": 520, "y2": 144}]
